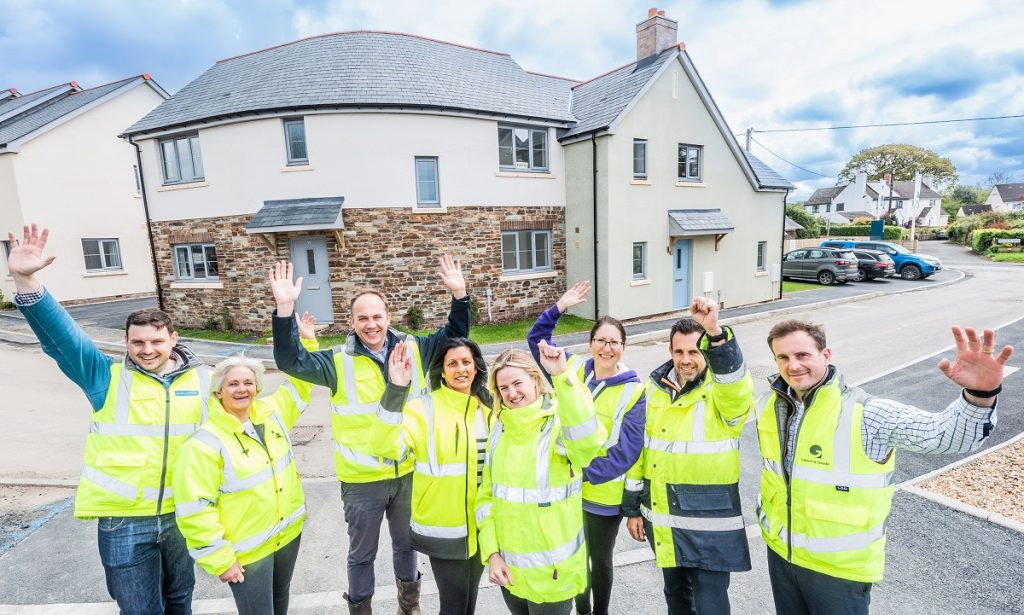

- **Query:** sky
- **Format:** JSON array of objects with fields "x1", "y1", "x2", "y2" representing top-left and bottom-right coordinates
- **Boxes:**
[{"x1": 2, "y1": 0, "x2": 1023, "y2": 200}]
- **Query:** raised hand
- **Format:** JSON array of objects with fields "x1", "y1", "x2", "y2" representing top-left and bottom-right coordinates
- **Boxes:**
[
  {"x1": 296, "y1": 312, "x2": 317, "y2": 340},
  {"x1": 537, "y1": 339, "x2": 568, "y2": 376},
  {"x1": 689, "y1": 296, "x2": 721, "y2": 337},
  {"x1": 938, "y1": 326, "x2": 1013, "y2": 403},
  {"x1": 556, "y1": 281, "x2": 591, "y2": 313},
  {"x1": 437, "y1": 254, "x2": 467, "y2": 299},
  {"x1": 388, "y1": 340, "x2": 413, "y2": 387},
  {"x1": 268, "y1": 261, "x2": 303, "y2": 317},
  {"x1": 7, "y1": 224, "x2": 56, "y2": 293}
]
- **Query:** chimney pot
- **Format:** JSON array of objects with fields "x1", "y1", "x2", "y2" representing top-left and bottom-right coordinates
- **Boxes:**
[
  {"x1": 648, "y1": 7, "x2": 657, "y2": 17},
  {"x1": 658, "y1": 10, "x2": 665, "y2": 16}
]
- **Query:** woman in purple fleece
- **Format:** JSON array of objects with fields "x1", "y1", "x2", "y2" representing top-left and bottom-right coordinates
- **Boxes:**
[{"x1": 527, "y1": 281, "x2": 647, "y2": 615}]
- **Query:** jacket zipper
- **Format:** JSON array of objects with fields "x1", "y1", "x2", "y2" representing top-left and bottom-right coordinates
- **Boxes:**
[
  {"x1": 155, "y1": 384, "x2": 171, "y2": 515},
  {"x1": 777, "y1": 385, "x2": 813, "y2": 563},
  {"x1": 461, "y1": 398, "x2": 472, "y2": 559}
]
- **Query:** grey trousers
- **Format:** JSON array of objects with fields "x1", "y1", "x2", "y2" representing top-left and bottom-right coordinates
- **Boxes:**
[
  {"x1": 228, "y1": 534, "x2": 302, "y2": 615},
  {"x1": 340, "y1": 473, "x2": 418, "y2": 602}
]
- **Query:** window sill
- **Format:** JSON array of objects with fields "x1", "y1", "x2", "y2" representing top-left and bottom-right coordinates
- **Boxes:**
[
  {"x1": 158, "y1": 181, "x2": 209, "y2": 192},
  {"x1": 170, "y1": 281, "x2": 224, "y2": 289},
  {"x1": 675, "y1": 181, "x2": 705, "y2": 188},
  {"x1": 754, "y1": 270, "x2": 768, "y2": 277},
  {"x1": 133, "y1": 194, "x2": 142, "y2": 199},
  {"x1": 499, "y1": 270, "x2": 557, "y2": 282},
  {"x1": 411, "y1": 204, "x2": 447, "y2": 213},
  {"x1": 83, "y1": 270, "x2": 127, "y2": 278},
  {"x1": 495, "y1": 171, "x2": 556, "y2": 179},
  {"x1": 629, "y1": 278, "x2": 651, "y2": 286},
  {"x1": 281, "y1": 164, "x2": 314, "y2": 173},
  {"x1": 630, "y1": 178, "x2": 651, "y2": 185}
]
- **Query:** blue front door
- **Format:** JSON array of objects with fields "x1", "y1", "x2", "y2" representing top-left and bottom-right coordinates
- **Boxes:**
[{"x1": 672, "y1": 239, "x2": 691, "y2": 310}]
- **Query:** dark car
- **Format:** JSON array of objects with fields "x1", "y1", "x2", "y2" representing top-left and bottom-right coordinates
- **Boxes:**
[
  {"x1": 782, "y1": 247, "x2": 859, "y2": 285},
  {"x1": 850, "y1": 249, "x2": 896, "y2": 281}
]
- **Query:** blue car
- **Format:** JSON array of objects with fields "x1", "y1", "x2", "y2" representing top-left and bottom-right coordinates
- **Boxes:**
[{"x1": 819, "y1": 240, "x2": 942, "y2": 280}]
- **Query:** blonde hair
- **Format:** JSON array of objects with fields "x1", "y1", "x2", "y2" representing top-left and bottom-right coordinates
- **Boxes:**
[
  {"x1": 488, "y1": 348, "x2": 550, "y2": 407},
  {"x1": 210, "y1": 356, "x2": 266, "y2": 397}
]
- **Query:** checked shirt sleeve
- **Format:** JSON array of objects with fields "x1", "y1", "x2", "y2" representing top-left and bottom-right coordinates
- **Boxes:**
[{"x1": 861, "y1": 394, "x2": 997, "y2": 463}]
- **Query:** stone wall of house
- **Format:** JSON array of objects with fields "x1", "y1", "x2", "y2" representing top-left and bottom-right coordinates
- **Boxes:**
[{"x1": 150, "y1": 206, "x2": 565, "y2": 332}]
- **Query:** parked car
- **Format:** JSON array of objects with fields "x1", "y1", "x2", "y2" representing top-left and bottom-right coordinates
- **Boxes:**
[
  {"x1": 819, "y1": 240, "x2": 942, "y2": 280},
  {"x1": 782, "y1": 247, "x2": 859, "y2": 285},
  {"x1": 850, "y1": 249, "x2": 896, "y2": 281}
]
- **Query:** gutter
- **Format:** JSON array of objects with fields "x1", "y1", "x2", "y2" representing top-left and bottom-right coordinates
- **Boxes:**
[
  {"x1": 129, "y1": 135, "x2": 165, "y2": 311},
  {"x1": 592, "y1": 132, "x2": 599, "y2": 320}
]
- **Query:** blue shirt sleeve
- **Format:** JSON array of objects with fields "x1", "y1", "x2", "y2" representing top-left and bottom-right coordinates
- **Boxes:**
[
  {"x1": 16, "y1": 288, "x2": 112, "y2": 410},
  {"x1": 582, "y1": 391, "x2": 647, "y2": 485}
]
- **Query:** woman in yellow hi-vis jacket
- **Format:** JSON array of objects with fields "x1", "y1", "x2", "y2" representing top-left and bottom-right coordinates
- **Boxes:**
[
  {"x1": 173, "y1": 314, "x2": 318, "y2": 615},
  {"x1": 476, "y1": 343, "x2": 607, "y2": 615},
  {"x1": 370, "y1": 337, "x2": 495, "y2": 615}
]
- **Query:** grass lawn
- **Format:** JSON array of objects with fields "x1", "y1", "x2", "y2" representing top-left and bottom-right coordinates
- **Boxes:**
[
  {"x1": 782, "y1": 280, "x2": 822, "y2": 293},
  {"x1": 177, "y1": 328, "x2": 270, "y2": 343},
  {"x1": 991, "y1": 252, "x2": 1024, "y2": 263}
]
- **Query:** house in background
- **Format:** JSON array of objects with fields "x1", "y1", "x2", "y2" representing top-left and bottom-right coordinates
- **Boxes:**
[
  {"x1": 984, "y1": 183, "x2": 1024, "y2": 212},
  {"x1": 958, "y1": 204, "x2": 993, "y2": 217},
  {"x1": 0, "y1": 76, "x2": 168, "y2": 304},
  {"x1": 805, "y1": 172, "x2": 946, "y2": 227}
]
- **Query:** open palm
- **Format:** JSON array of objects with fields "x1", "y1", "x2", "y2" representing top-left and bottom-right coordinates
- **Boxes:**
[
  {"x1": 7, "y1": 225, "x2": 55, "y2": 276},
  {"x1": 938, "y1": 326, "x2": 1013, "y2": 391}
]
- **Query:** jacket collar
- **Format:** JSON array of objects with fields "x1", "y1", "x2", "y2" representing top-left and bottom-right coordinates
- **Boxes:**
[
  {"x1": 206, "y1": 396, "x2": 272, "y2": 434},
  {"x1": 497, "y1": 393, "x2": 554, "y2": 434},
  {"x1": 768, "y1": 365, "x2": 842, "y2": 408},
  {"x1": 123, "y1": 343, "x2": 204, "y2": 382},
  {"x1": 344, "y1": 328, "x2": 410, "y2": 359},
  {"x1": 650, "y1": 358, "x2": 709, "y2": 400}
]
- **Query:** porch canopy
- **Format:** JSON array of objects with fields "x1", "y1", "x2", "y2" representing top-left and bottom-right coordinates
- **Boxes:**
[
  {"x1": 668, "y1": 208, "x2": 734, "y2": 250},
  {"x1": 244, "y1": 196, "x2": 345, "y2": 253}
]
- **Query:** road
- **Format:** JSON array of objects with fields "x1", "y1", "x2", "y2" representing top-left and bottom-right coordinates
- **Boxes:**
[{"x1": 1, "y1": 240, "x2": 1023, "y2": 613}]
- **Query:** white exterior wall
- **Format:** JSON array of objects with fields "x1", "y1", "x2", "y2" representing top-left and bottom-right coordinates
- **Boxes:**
[
  {"x1": 0, "y1": 155, "x2": 23, "y2": 296},
  {"x1": 0, "y1": 83, "x2": 164, "y2": 302},
  {"x1": 137, "y1": 112, "x2": 566, "y2": 222},
  {"x1": 984, "y1": 189, "x2": 1004, "y2": 211}
]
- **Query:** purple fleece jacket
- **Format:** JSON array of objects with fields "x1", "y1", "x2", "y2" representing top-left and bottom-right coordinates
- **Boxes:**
[{"x1": 527, "y1": 304, "x2": 647, "y2": 516}]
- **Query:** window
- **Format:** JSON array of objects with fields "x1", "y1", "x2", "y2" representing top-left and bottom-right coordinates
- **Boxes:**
[
  {"x1": 826, "y1": 204, "x2": 831, "y2": 213},
  {"x1": 632, "y1": 242, "x2": 647, "y2": 280},
  {"x1": 896, "y1": 200, "x2": 904, "y2": 209},
  {"x1": 82, "y1": 239, "x2": 122, "y2": 272},
  {"x1": 283, "y1": 118, "x2": 308, "y2": 165},
  {"x1": 1, "y1": 240, "x2": 11, "y2": 266},
  {"x1": 677, "y1": 144, "x2": 702, "y2": 181},
  {"x1": 501, "y1": 230, "x2": 552, "y2": 273},
  {"x1": 132, "y1": 165, "x2": 141, "y2": 195},
  {"x1": 756, "y1": 241, "x2": 767, "y2": 272},
  {"x1": 836, "y1": 203, "x2": 845, "y2": 212},
  {"x1": 498, "y1": 125, "x2": 548, "y2": 171},
  {"x1": 633, "y1": 139, "x2": 647, "y2": 179},
  {"x1": 812, "y1": 205, "x2": 819, "y2": 213},
  {"x1": 173, "y1": 243, "x2": 219, "y2": 280},
  {"x1": 415, "y1": 157, "x2": 440, "y2": 206},
  {"x1": 159, "y1": 134, "x2": 204, "y2": 184}
]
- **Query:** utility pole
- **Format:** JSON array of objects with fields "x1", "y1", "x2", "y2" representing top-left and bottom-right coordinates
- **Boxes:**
[
  {"x1": 910, "y1": 171, "x2": 921, "y2": 243},
  {"x1": 885, "y1": 171, "x2": 895, "y2": 222},
  {"x1": 745, "y1": 128, "x2": 752, "y2": 152}
]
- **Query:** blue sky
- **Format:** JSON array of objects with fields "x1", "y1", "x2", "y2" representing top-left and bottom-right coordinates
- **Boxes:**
[{"x1": 2, "y1": 0, "x2": 1022, "y2": 199}]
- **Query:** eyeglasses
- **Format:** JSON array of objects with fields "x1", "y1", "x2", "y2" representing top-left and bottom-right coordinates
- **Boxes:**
[{"x1": 591, "y1": 338, "x2": 623, "y2": 349}]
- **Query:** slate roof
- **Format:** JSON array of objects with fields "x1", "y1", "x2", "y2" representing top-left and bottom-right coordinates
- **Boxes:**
[
  {"x1": 889, "y1": 180, "x2": 941, "y2": 200},
  {"x1": 916, "y1": 206, "x2": 934, "y2": 221},
  {"x1": 806, "y1": 186, "x2": 844, "y2": 205},
  {"x1": 835, "y1": 210, "x2": 876, "y2": 221},
  {"x1": 995, "y1": 182, "x2": 1024, "y2": 202},
  {"x1": 959, "y1": 204, "x2": 993, "y2": 216},
  {"x1": 742, "y1": 151, "x2": 794, "y2": 190},
  {"x1": 562, "y1": 47, "x2": 677, "y2": 138},
  {"x1": 0, "y1": 83, "x2": 77, "y2": 121},
  {"x1": 785, "y1": 216, "x2": 804, "y2": 231},
  {"x1": 124, "y1": 31, "x2": 578, "y2": 135},
  {"x1": 668, "y1": 209, "x2": 735, "y2": 236},
  {"x1": 0, "y1": 77, "x2": 140, "y2": 148},
  {"x1": 246, "y1": 197, "x2": 345, "y2": 230}
]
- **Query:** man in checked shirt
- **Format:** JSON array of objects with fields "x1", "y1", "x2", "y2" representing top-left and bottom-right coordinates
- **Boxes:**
[{"x1": 755, "y1": 319, "x2": 1013, "y2": 615}]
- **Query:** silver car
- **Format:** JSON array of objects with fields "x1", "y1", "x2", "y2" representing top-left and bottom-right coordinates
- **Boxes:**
[{"x1": 782, "y1": 248, "x2": 859, "y2": 285}]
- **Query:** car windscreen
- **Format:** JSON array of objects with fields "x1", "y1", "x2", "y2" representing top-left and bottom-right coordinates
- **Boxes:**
[
  {"x1": 839, "y1": 251, "x2": 856, "y2": 260},
  {"x1": 890, "y1": 244, "x2": 910, "y2": 254}
]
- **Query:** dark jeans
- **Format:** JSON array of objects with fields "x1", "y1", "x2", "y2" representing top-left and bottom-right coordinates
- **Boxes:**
[
  {"x1": 662, "y1": 566, "x2": 732, "y2": 615},
  {"x1": 228, "y1": 534, "x2": 302, "y2": 615},
  {"x1": 766, "y1": 548, "x2": 871, "y2": 615},
  {"x1": 429, "y1": 555, "x2": 485, "y2": 615},
  {"x1": 340, "y1": 474, "x2": 417, "y2": 602},
  {"x1": 575, "y1": 511, "x2": 622, "y2": 615},
  {"x1": 500, "y1": 587, "x2": 573, "y2": 615},
  {"x1": 96, "y1": 512, "x2": 194, "y2": 615}
]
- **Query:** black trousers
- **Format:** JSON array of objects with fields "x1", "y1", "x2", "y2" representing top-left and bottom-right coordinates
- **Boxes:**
[
  {"x1": 766, "y1": 547, "x2": 872, "y2": 615},
  {"x1": 429, "y1": 555, "x2": 485, "y2": 615},
  {"x1": 228, "y1": 534, "x2": 302, "y2": 615},
  {"x1": 500, "y1": 587, "x2": 572, "y2": 615},
  {"x1": 574, "y1": 511, "x2": 622, "y2": 615},
  {"x1": 661, "y1": 565, "x2": 732, "y2": 615}
]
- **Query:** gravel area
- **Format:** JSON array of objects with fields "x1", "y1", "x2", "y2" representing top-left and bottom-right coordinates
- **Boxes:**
[
  {"x1": 917, "y1": 437, "x2": 1024, "y2": 524},
  {"x1": 0, "y1": 485, "x2": 74, "y2": 552}
]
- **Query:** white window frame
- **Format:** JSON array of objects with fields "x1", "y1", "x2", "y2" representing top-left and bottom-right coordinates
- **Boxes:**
[
  {"x1": 173, "y1": 243, "x2": 219, "y2": 281},
  {"x1": 632, "y1": 242, "x2": 647, "y2": 280},
  {"x1": 756, "y1": 241, "x2": 767, "y2": 272},
  {"x1": 677, "y1": 143, "x2": 703, "y2": 181},
  {"x1": 414, "y1": 157, "x2": 440, "y2": 206},
  {"x1": 501, "y1": 230, "x2": 553, "y2": 274},
  {"x1": 283, "y1": 118, "x2": 308, "y2": 165},
  {"x1": 82, "y1": 238, "x2": 122, "y2": 272},
  {"x1": 498, "y1": 124, "x2": 548, "y2": 172},
  {"x1": 633, "y1": 139, "x2": 648, "y2": 180},
  {"x1": 159, "y1": 134, "x2": 204, "y2": 184}
]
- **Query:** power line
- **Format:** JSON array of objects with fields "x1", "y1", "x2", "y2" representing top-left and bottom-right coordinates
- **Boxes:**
[
  {"x1": 750, "y1": 137, "x2": 834, "y2": 179},
  {"x1": 753, "y1": 113, "x2": 1024, "y2": 134}
]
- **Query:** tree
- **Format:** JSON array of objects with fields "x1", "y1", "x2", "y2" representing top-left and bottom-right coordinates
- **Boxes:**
[
  {"x1": 951, "y1": 185, "x2": 981, "y2": 204},
  {"x1": 838, "y1": 144, "x2": 958, "y2": 190},
  {"x1": 985, "y1": 172, "x2": 1016, "y2": 187},
  {"x1": 785, "y1": 204, "x2": 821, "y2": 238}
]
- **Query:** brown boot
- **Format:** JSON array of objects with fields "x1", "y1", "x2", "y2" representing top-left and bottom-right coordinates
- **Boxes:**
[
  {"x1": 396, "y1": 576, "x2": 422, "y2": 615},
  {"x1": 344, "y1": 591, "x2": 372, "y2": 615}
]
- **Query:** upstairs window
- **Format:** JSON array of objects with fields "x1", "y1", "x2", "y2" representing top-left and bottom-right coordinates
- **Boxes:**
[
  {"x1": 498, "y1": 125, "x2": 548, "y2": 171},
  {"x1": 160, "y1": 134, "x2": 204, "y2": 184},
  {"x1": 284, "y1": 118, "x2": 308, "y2": 165},
  {"x1": 82, "y1": 239, "x2": 122, "y2": 272},
  {"x1": 633, "y1": 139, "x2": 648, "y2": 179},
  {"x1": 173, "y1": 243, "x2": 219, "y2": 281},
  {"x1": 677, "y1": 144, "x2": 702, "y2": 181}
]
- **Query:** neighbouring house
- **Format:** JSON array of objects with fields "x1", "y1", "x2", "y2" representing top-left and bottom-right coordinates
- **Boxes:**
[
  {"x1": 122, "y1": 9, "x2": 791, "y2": 330},
  {"x1": 958, "y1": 204, "x2": 993, "y2": 217},
  {"x1": 984, "y1": 183, "x2": 1024, "y2": 212},
  {"x1": 805, "y1": 172, "x2": 947, "y2": 227},
  {"x1": 784, "y1": 217, "x2": 804, "y2": 239},
  {"x1": 0, "y1": 76, "x2": 169, "y2": 304}
]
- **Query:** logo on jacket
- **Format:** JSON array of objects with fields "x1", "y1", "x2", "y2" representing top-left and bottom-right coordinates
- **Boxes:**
[{"x1": 809, "y1": 444, "x2": 822, "y2": 458}]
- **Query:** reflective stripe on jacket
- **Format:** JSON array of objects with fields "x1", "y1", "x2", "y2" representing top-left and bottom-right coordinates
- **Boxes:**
[
  {"x1": 475, "y1": 370, "x2": 607, "y2": 604},
  {"x1": 173, "y1": 374, "x2": 314, "y2": 576},
  {"x1": 75, "y1": 360, "x2": 210, "y2": 519},
  {"x1": 755, "y1": 371, "x2": 895, "y2": 583}
]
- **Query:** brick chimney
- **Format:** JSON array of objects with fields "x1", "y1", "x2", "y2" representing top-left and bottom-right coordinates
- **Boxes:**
[{"x1": 636, "y1": 7, "x2": 678, "y2": 60}]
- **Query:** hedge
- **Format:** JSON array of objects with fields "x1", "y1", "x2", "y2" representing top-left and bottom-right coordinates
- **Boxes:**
[
  {"x1": 971, "y1": 229, "x2": 1024, "y2": 253},
  {"x1": 828, "y1": 225, "x2": 904, "y2": 240}
]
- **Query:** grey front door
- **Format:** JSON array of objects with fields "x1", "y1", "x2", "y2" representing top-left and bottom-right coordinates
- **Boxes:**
[{"x1": 290, "y1": 237, "x2": 334, "y2": 323}]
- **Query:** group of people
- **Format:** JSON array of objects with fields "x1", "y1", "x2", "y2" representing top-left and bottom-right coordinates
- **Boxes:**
[{"x1": 7, "y1": 222, "x2": 1013, "y2": 615}]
